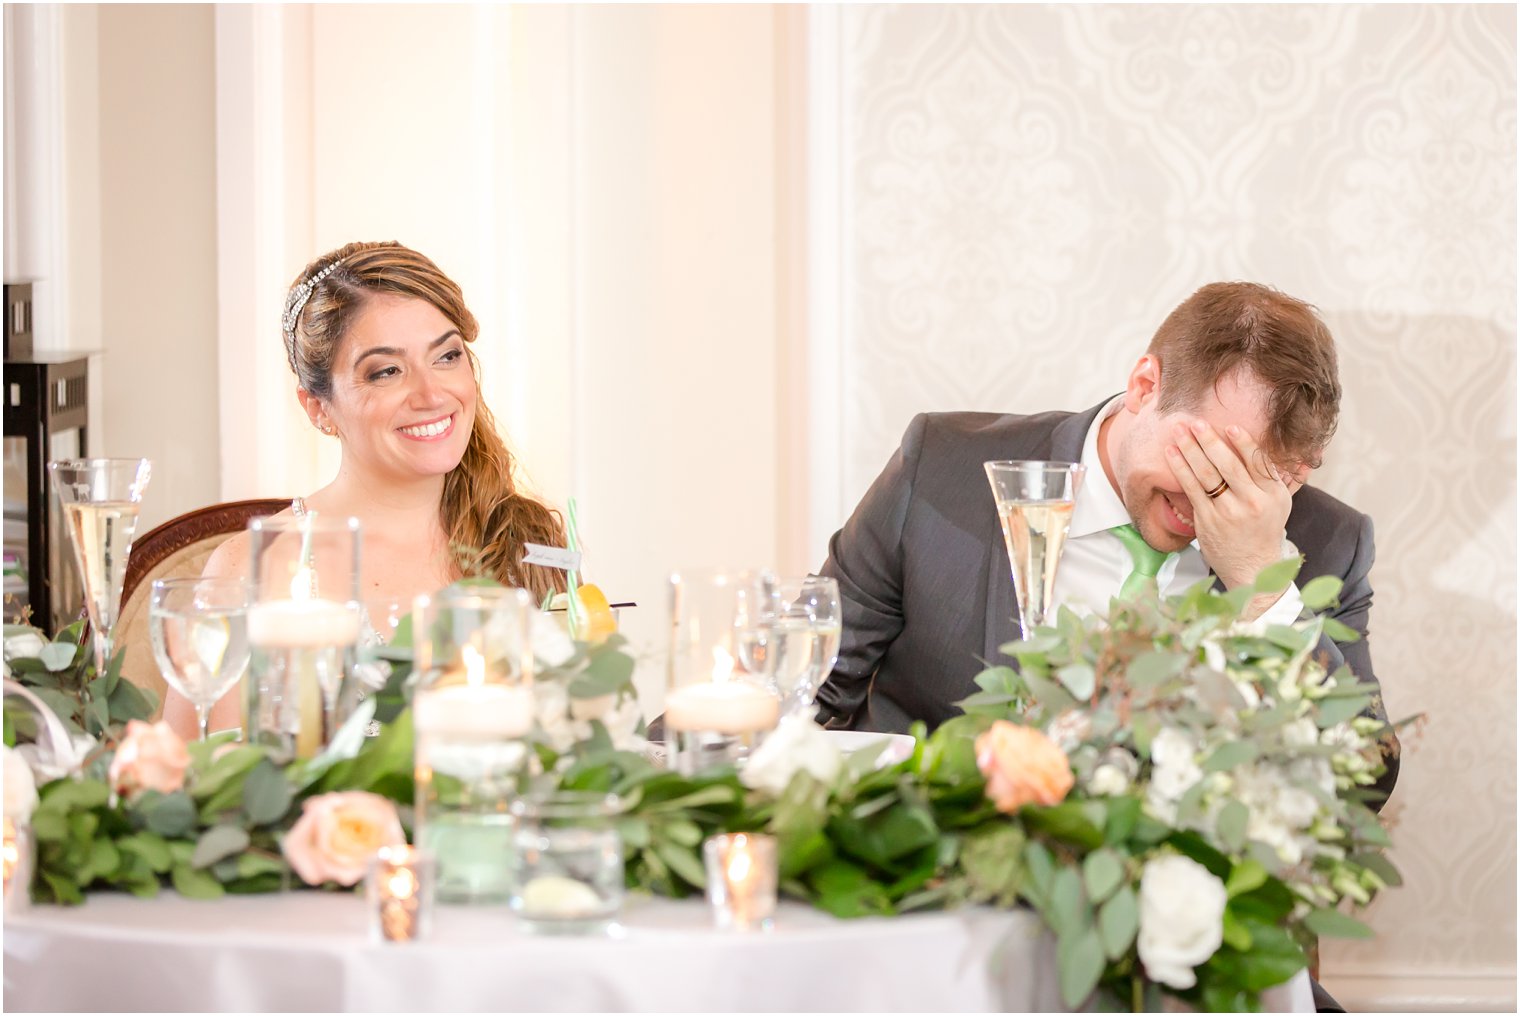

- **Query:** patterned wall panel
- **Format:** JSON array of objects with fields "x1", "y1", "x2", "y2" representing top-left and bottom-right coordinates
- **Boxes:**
[{"x1": 836, "y1": 2, "x2": 1515, "y2": 995}]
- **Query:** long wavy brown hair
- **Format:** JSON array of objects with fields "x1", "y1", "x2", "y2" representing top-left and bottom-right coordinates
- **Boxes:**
[{"x1": 283, "y1": 241, "x2": 567, "y2": 600}]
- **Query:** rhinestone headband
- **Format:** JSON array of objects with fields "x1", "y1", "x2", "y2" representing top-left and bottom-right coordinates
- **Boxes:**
[{"x1": 281, "y1": 258, "x2": 347, "y2": 341}]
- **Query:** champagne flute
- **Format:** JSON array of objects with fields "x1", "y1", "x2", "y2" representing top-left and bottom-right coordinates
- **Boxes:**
[
  {"x1": 47, "y1": 458, "x2": 152, "y2": 676},
  {"x1": 773, "y1": 576, "x2": 842, "y2": 718},
  {"x1": 149, "y1": 577, "x2": 253, "y2": 741},
  {"x1": 984, "y1": 461, "x2": 1085, "y2": 639}
]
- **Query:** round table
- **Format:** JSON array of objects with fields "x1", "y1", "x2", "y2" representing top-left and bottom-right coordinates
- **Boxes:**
[{"x1": 2, "y1": 893, "x2": 1312, "y2": 1012}]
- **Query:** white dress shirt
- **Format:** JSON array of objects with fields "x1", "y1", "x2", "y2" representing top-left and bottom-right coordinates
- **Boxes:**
[{"x1": 1050, "y1": 396, "x2": 1305, "y2": 624}]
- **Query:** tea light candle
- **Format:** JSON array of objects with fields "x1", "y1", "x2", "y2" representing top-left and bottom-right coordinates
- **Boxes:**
[
  {"x1": 703, "y1": 832, "x2": 778, "y2": 932},
  {"x1": 413, "y1": 647, "x2": 535, "y2": 738},
  {"x1": 368, "y1": 845, "x2": 433, "y2": 944},
  {"x1": 247, "y1": 598, "x2": 363, "y2": 647},
  {"x1": 2, "y1": 818, "x2": 19, "y2": 898},
  {"x1": 665, "y1": 682, "x2": 780, "y2": 735}
]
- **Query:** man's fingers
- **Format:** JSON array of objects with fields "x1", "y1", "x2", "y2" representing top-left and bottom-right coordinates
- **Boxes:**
[
  {"x1": 1172, "y1": 424, "x2": 1230, "y2": 494},
  {"x1": 1165, "y1": 444, "x2": 1209, "y2": 503},
  {"x1": 1188, "y1": 420, "x2": 1255, "y2": 491},
  {"x1": 1222, "y1": 424, "x2": 1281, "y2": 489}
]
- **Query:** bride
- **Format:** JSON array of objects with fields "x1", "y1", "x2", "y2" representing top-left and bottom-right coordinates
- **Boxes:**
[{"x1": 163, "y1": 241, "x2": 567, "y2": 739}]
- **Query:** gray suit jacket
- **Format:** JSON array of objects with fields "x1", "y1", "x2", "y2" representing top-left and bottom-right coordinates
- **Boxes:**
[{"x1": 816, "y1": 402, "x2": 1399, "y2": 802}]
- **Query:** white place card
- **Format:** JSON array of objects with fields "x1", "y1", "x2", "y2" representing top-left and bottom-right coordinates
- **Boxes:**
[{"x1": 522, "y1": 543, "x2": 583, "y2": 571}]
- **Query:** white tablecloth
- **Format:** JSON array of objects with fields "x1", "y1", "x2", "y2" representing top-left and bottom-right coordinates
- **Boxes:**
[{"x1": 2, "y1": 893, "x2": 1312, "y2": 1012}]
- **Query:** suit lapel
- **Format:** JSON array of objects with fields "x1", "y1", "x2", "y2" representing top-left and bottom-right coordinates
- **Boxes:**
[{"x1": 981, "y1": 400, "x2": 1109, "y2": 667}]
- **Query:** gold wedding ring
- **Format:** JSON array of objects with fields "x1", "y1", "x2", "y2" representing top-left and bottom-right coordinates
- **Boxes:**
[{"x1": 1204, "y1": 479, "x2": 1229, "y2": 499}]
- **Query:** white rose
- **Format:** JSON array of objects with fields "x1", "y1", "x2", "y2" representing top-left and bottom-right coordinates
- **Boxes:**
[
  {"x1": 740, "y1": 714, "x2": 843, "y2": 796},
  {"x1": 1089, "y1": 763, "x2": 1130, "y2": 797},
  {"x1": 1150, "y1": 727, "x2": 1196, "y2": 769},
  {"x1": 3, "y1": 746, "x2": 38, "y2": 824},
  {"x1": 531, "y1": 612, "x2": 577, "y2": 669},
  {"x1": 533, "y1": 680, "x2": 578, "y2": 752},
  {"x1": 1200, "y1": 638, "x2": 1227, "y2": 674},
  {"x1": 1137, "y1": 854, "x2": 1227, "y2": 989}
]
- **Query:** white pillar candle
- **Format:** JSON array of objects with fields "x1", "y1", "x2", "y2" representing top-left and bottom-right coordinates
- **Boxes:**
[
  {"x1": 665, "y1": 682, "x2": 780, "y2": 734},
  {"x1": 414, "y1": 683, "x2": 535, "y2": 739},
  {"x1": 247, "y1": 598, "x2": 363, "y2": 647}
]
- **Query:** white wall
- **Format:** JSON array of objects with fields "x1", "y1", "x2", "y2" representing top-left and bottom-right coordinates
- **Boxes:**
[{"x1": 214, "y1": 4, "x2": 784, "y2": 706}]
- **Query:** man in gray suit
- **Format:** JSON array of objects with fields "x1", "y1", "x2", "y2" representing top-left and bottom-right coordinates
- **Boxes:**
[{"x1": 815, "y1": 282, "x2": 1399, "y2": 804}]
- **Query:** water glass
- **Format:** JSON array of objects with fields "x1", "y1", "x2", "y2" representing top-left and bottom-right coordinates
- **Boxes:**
[
  {"x1": 508, "y1": 791, "x2": 624, "y2": 935},
  {"x1": 149, "y1": 577, "x2": 253, "y2": 741},
  {"x1": 772, "y1": 576, "x2": 842, "y2": 718}
]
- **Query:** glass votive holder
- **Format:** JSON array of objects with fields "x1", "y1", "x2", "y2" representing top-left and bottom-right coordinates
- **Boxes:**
[
  {"x1": 3, "y1": 817, "x2": 30, "y2": 912},
  {"x1": 412, "y1": 586, "x2": 536, "y2": 905},
  {"x1": 703, "y1": 832, "x2": 778, "y2": 932},
  {"x1": 507, "y1": 791, "x2": 624, "y2": 936},
  {"x1": 367, "y1": 845, "x2": 435, "y2": 944},
  {"x1": 666, "y1": 569, "x2": 783, "y2": 775}
]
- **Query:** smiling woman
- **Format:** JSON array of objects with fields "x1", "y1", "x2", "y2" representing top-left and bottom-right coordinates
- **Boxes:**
[{"x1": 163, "y1": 241, "x2": 568, "y2": 738}]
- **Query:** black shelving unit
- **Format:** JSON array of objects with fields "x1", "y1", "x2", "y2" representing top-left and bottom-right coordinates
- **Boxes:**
[{"x1": 3, "y1": 282, "x2": 91, "y2": 633}]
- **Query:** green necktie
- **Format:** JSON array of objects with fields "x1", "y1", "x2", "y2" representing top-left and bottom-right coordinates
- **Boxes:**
[{"x1": 1111, "y1": 524, "x2": 1173, "y2": 599}]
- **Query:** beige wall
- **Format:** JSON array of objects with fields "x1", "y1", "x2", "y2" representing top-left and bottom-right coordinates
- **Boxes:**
[{"x1": 95, "y1": 5, "x2": 221, "y2": 532}]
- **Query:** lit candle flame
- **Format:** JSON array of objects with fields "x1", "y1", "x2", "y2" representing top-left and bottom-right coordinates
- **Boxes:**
[
  {"x1": 386, "y1": 868, "x2": 419, "y2": 901},
  {"x1": 711, "y1": 644, "x2": 736, "y2": 683},
  {"x1": 462, "y1": 644, "x2": 486, "y2": 687},
  {"x1": 289, "y1": 564, "x2": 315, "y2": 600}
]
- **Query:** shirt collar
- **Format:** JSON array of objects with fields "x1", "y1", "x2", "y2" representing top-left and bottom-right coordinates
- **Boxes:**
[{"x1": 1069, "y1": 396, "x2": 1130, "y2": 538}]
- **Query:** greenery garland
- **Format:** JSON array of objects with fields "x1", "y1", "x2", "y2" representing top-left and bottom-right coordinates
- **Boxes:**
[{"x1": 2, "y1": 563, "x2": 1406, "y2": 1012}]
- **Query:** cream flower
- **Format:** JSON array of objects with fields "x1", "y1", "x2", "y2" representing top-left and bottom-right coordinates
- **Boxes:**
[
  {"x1": 1137, "y1": 854, "x2": 1228, "y2": 989},
  {"x1": 108, "y1": 720, "x2": 190, "y2": 798},
  {"x1": 281, "y1": 791, "x2": 405, "y2": 887},
  {"x1": 741, "y1": 714, "x2": 843, "y2": 795},
  {"x1": 3, "y1": 746, "x2": 38, "y2": 824}
]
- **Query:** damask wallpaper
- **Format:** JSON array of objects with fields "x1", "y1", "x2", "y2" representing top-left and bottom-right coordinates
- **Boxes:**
[{"x1": 834, "y1": 4, "x2": 1515, "y2": 1004}]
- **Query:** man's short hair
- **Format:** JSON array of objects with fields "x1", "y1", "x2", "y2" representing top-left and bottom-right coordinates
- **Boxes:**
[{"x1": 1148, "y1": 282, "x2": 1340, "y2": 469}]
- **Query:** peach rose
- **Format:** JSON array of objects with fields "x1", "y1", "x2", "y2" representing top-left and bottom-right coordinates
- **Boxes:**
[
  {"x1": 975, "y1": 720, "x2": 1075, "y2": 813},
  {"x1": 109, "y1": 720, "x2": 190, "y2": 798},
  {"x1": 281, "y1": 791, "x2": 405, "y2": 887}
]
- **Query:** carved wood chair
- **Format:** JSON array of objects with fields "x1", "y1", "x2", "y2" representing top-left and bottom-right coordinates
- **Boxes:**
[{"x1": 114, "y1": 498, "x2": 291, "y2": 716}]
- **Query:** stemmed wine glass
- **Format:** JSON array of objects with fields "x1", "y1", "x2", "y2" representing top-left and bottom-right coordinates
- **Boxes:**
[
  {"x1": 983, "y1": 461, "x2": 1085, "y2": 639},
  {"x1": 149, "y1": 577, "x2": 253, "y2": 741},
  {"x1": 771, "y1": 576, "x2": 842, "y2": 718},
  {"x1": 47, "y1": 458, "x2": 152, "y2": 676}
]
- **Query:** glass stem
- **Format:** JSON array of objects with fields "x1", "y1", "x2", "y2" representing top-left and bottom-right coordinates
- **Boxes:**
[{"x1": 195, "y1": 704, "x2": 211, "y2": 743}]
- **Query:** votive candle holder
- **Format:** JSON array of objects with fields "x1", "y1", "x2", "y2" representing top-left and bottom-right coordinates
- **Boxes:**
[
  {"x1": 702, "y1": 832, "x2": 778, "y2": 932},
  {"x1": 367, "y1": 845, "x2": 435, "y2": 944}
]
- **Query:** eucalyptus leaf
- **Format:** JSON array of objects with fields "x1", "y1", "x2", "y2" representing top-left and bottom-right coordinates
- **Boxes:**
[
  {"x1": 1082, "y1": 849, "x2": 1124, "y2": 904},
  {"x1": 1321, "y1": 616, "x2": 1360, "y2": 642},
  {"x1": 1056, "y1": 663, "x2": 1096, "y2": 700},
  {"x1": 242, "y1": 761, "x2": 294, "y2": 826},
  {"x1": 191, "y1": 824, "x2": 251, "y2": 869},
  {"x1": 1097, "y1": 884, "x2": 1138, "y2": 961},
  {"x1": 1126, "y1": 651, "x2": 1185, "y2": 689},
  {"x1": 141, "y1": 791, "x2": 198, "y2": 838},
  {"x1": 1216, "y1": 800, "x2": 1249, "y2": 852},
  {"x1": 1057, "y1": 927, "x2": 1105, "y2": 1009},
  {"x1": 1225, "y1": 858, "x2": 1269, "y2": 898},
  {"x1": 171, "y1": 863, "x2": 225, "y2": 899},
  {"x1": 39, "y1": 642, "x2": 77, "y2": 671},
  {"x1": 1303, "y1": 907, "x2": 1375, "y2": 939},
  {"x1": 1315, "y1": 695, "x2": 1370, "y2": 729},
  {"x1": 1252, "y1": 557, "x2": 1302, "y2": 595},
  {"x1": 1299, "y1": 575, "x2": 1343, "y2": 611},
  {"x1": 1203, "y1": 741, "x2": 1258, "y2": 773},
  {"x1": 1049, "y1": 867, "x2": 1087, "y2": 939}
]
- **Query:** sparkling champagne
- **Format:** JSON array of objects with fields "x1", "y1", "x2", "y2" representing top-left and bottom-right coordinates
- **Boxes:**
[
  {"x1": 63, "y1": 500, "x2": 140, "y2": 647},
  {"x1": 996, "y1": 498, "x2": 1076, "y2": 637}
]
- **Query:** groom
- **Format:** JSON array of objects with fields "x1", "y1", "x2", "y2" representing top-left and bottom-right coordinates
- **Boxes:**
[{"x1": 813, "y1": 281, "x2": 1399, "y2": 805}]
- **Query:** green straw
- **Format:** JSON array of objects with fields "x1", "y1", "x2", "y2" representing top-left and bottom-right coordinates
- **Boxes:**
[{"x1": 564, "y1": 496, "x2": 584, "y2": 637}]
